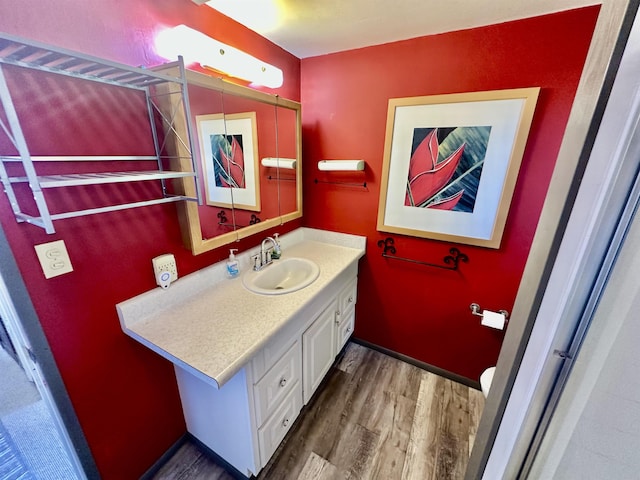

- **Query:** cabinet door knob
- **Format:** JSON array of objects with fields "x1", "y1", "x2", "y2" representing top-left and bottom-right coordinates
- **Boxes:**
[
  {"x1": 279, "y1": 377, "x2": 287, "y2": 388},
  {"x1": 348, "y1": 295, "x2": 353, "y2": 303},
  {"x1": 282, "y1": 418, "x2": 289, "y2": 428}
]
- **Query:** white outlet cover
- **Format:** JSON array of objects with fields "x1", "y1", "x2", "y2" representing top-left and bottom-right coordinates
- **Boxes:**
[
  {"x1": 34, "y1": 240, "x2": 74, "y2": 279},
  {"x1": 152, "y1": 254, "x2": 178, "y2": 288}
]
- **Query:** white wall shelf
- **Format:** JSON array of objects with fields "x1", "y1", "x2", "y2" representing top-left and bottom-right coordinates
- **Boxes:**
[{"x1": 0, "y1": 32, "x2": 200, "y2": 233}]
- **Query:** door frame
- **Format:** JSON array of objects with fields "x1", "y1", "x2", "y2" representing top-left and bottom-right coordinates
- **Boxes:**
[
  {"x1": 0, "y1": 314, "x2": 20, "y2": 366},
  {"x1": 0, "y1": 226, "x2": 99, "y2": 479}
]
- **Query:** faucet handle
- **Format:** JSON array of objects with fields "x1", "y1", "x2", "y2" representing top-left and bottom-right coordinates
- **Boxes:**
[{"x1": 251, "y1": 253, "x2": 261, "y2": 271}]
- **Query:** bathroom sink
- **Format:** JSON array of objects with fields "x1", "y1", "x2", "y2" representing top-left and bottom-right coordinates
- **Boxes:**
[{"x1": 242, "y1": 257, "x2": 320, "y2": 295}]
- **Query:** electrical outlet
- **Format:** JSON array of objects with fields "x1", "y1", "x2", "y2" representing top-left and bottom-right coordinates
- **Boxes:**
[
  {"x1": 34, "y1": 240, "x2": 73, "y2": 279},
  {"x1": 152, "y1": 254, "x2": 178, "y2": 289}
]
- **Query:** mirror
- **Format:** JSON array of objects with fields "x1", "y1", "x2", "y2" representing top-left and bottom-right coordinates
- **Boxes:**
[{"x1": 154, "y1": 65, "x2": 302, "y2": 254}]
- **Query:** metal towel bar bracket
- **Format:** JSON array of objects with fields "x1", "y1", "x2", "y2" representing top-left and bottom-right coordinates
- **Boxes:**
[
  {"x1": 217, "y1": 210, "x2": 228, "y2": 225},
  {"x1": 217, "y1": 209, "x2": 261, "y2": 227},
  {"x1": 470, "y1": 303, "x2": 509, "y2": 319},
  {"x1": 377, "y1": 237, "x2": 468, "y2": 271}
]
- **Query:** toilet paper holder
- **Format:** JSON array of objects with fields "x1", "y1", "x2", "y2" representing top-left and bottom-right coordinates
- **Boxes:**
[{"x1": 470, "y1": 303, "x2": 509, "y2": 320}]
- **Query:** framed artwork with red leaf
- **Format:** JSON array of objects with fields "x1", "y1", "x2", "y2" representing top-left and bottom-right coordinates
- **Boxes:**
[
  {"x1": 377, "y1": 88, "x2": 539, "y2": 248},
  {"x1": 196, "y1": 111, "x2": 261, "y2": 211}
]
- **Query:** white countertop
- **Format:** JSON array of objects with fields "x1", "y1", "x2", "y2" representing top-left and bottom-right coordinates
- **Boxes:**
[{"x1": 117, "y1": 228, "x2": 366, "y2": 388}]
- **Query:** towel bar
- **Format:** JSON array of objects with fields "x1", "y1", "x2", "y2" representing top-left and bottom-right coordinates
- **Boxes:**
[{"x1": 377, "y1": 237, "x2": 468, "y2": 271}]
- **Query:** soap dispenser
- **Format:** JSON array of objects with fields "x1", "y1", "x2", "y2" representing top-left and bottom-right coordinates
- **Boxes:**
[
  {"x1": 271, "y1": 233, "x2": 282, "y2": 259},
  {"x1": 226, "y1": 249, "x2": 240, "y2": 278}
]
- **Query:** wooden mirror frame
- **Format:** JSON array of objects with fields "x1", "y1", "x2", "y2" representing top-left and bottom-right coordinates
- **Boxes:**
[{"x1": 154, "y1": 65, "x2": 302, "y2": 255}]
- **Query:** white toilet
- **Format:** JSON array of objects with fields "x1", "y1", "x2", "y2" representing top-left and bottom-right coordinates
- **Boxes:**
[{"x1": 480, "y1": 366, "x2": 496, "y2": 398}]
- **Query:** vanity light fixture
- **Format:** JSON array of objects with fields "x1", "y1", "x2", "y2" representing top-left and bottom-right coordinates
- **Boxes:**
[
  {"x1": 261, "y1": 157, "x2": 296, "y2": 169},
  {"x1": 317, "y1": 160, "x2": 366, "y2": 171},
  {"x1": 155, "y1": 24, "x2": 284, "y2": 88}
]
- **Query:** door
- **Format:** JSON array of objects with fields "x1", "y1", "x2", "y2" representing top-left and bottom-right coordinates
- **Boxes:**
[
  {"x1": 302, "y1": 301, "x2": 337, "y2": 404},
  {"x1": 0, "y1": 275, "x2": 86, "y2": 479},
  {"x1": 528, "y1": 173, "x2": 640, "y2": 478},
  {"x1": 0, "y1": 227, "x2": 98, "y2": 479}
]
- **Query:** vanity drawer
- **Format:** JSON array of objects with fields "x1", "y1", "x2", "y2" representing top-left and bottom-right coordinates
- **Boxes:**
[
  {"x1": 338, "y1": 277, "x2": 357, "y2": 316},
  {"x1": 336, "y1": 308, "x2": 355, "y2": 353},
  {"x1": 253, "y1": 341, "x2": 302, "y2": 426},
  {"x1": 252, "y1": 320, "x2": 300, "y2": 382},
  {"x1": 258, "y1": 385, "x2": 302, "y2": 468}
]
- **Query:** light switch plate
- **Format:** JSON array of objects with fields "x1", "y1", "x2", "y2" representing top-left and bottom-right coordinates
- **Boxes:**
[{"x1": 34, "y1": 240, "x2": 73, "y2": 279}]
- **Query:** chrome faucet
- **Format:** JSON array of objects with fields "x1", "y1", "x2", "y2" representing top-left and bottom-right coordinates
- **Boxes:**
[
  {"x1": 252, "y1": 236, "x2": 282, "y2": 271},
  {"x1": 261, "y1": 236, "x2": 277, "y2": 266}
]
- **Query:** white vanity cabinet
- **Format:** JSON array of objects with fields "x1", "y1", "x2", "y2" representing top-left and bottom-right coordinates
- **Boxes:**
[
  {"x1": 173, "y1": 273, "x2": 359, "y2": 477},
  {"x1": 118, "y1": 230, "x2": 367, "y2": 477}
]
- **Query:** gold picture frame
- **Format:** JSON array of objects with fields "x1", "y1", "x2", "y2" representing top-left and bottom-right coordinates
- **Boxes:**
[
  {"x1": 196, "y1": 111, "x2": 261, "y2": 212},
  {"x1": 377, "y1": 88, "x2": 540, "y2": 248}
]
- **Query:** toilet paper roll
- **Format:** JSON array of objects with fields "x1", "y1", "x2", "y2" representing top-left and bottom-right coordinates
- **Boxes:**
[{"x1": 481, "y1": 310, "x2": 506, "y2": 330}]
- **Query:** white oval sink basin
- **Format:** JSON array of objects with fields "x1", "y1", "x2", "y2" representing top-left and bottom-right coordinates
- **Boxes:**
[{"x1": 242, "y1": 257, "x2": 320, "y2": 295}]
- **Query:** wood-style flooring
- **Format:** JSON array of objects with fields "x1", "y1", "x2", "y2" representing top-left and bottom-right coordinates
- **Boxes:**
[{"x1": 151, "y1": 342, "x2": 485, "y2": 480}]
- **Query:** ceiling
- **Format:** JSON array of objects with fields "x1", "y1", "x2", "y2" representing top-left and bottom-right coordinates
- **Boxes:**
[{"x1": 202, "y1": 0, "x2": 600, "y2": 58}]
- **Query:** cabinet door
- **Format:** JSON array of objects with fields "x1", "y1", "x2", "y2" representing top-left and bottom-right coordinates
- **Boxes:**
[{"x1": 302, "y1": 302, "x2": 337, "y2": 404}]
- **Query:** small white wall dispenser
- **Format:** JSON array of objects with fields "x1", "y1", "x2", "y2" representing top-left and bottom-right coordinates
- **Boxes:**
[
  {"x1": 261, "y1": 157, "x2": 296, "y2": 169},
  {"x1": 317, "y1": 160, "x2": 365, "y2": 171}
]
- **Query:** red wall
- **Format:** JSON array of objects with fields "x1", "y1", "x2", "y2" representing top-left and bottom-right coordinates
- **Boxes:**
[
  {"x1": 0, "y1": 1, "x2": 299, "y2": 479},
  {"x1": 301, "y1": 7, "x2": 600, "y2": 380}
]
